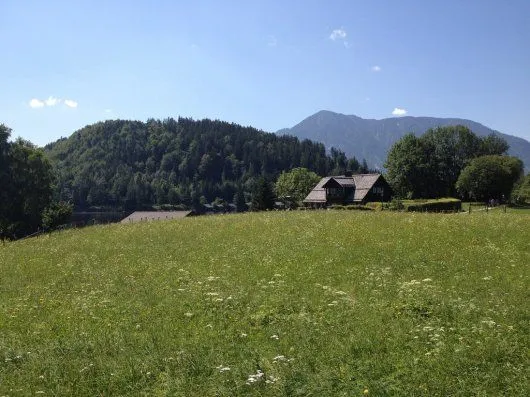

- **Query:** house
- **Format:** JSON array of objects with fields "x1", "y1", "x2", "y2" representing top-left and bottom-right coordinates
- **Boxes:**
[
  {"x1": 120, "y1": 211, "x2": 193, "y2": 223},
  {"x1": 303, "y1": 173, "x2": 392, "y2": 207}
]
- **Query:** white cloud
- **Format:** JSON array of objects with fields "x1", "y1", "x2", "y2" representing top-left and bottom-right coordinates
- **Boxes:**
[
  {"x1": 29, "y1": 98, "x2": 45, "y2": 108},
  {"x1": 371, "y1": 65, "x2": 381, "y2": 72},
  {"x1": 64, "y1": 99, "x2": 78, "y2": 108},
  {"x1": 29, "y1": 96, "x2": 78, "y2": 109},
  {"x1": 104, "y1": 109, "x2": 112, "y2": 113},
  {"x1": 329, "y1": 28, "x2": 347, "y2": 41},
  {"x1": 392, "y1": 107, "x2": 407, "y2": 116},
  {"x1": 44, "y1": 96, "x2": 61, "y2": 106}
]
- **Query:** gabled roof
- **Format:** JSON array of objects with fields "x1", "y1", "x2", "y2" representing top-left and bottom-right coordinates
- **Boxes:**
[
  {"x1": 322, "y1": 176, "x2": 355, "y2": 188},
  {"x1": 303, "y1": 177, "x2": 331, "y2": 203},
  {"x1": 351, "y1": 174, "x2": 382, "y2": 202},
  {"x1": 303, "y1": 173, "x2": 383, "y2": 203},
  {"x1": 121, "y1": 211, "x2": 192, "y2": 223}
]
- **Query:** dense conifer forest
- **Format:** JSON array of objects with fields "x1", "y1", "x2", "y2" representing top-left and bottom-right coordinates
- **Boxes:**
[{"x1": 45, "y1": 117, "x2": 366, "y2": 210}]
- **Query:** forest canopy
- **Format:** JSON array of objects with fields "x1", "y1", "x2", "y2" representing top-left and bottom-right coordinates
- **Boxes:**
[{"x1": 45, "y1": 117, "x2": 364, "y2": 210}]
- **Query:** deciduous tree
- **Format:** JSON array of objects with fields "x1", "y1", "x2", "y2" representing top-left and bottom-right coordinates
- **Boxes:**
[
  {"x1": 275, "y1": 167, "x2": 321, "y2": 204},
  {"x1": 456, "y1": 155, "x2": 523, "y2": 201}
]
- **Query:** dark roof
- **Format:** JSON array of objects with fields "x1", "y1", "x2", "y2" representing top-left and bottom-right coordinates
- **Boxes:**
[
  {"x1": 303, "y1": 177, "x2": 331, "y2": 203},
  {"x1": 121, "y1": 211, "x2": 192, "y2": 223},
  {"x1": 352, "y1": 174, "x2": 381, "y2": 202},
  {"x1": 304, "y1": 173, "x2": 383, "y2": 203}
]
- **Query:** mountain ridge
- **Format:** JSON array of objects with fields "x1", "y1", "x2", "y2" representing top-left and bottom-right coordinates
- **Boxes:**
[{"x1": 277, "y1": 110, "x2": 530, "y2": 170}]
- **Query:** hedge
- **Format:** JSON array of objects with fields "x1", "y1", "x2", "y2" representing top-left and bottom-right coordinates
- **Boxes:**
[{"x1": 404, "y1": 198, "x2": 462, "y2": 213}]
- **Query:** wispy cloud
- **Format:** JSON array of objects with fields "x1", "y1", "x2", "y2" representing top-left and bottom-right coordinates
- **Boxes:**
[
  {"x1": 64, "y1": 99, "x2": 78, "y2": 108},
  {"x1": 104, "y1": 109, "x2": 112, "y2": 114},
  {"x1": 29, "y1": 98, "x2": 45, "y2": 108},
  {"x1": 329, "y1": 28, "x2": 347, "y2": 41},
  {"x1": 29, "y1": 96, "x2": 78, "y2": 109},
  {"x1": 329, "y1": 28, "x2": 349, "y2": 48},
  {"x1": 371, "y1": 65, "x2": 381, "y2": 72},
  {"x1": 44, "y1": 96, "x2": 61, "y2": 106},
  {"x1": 267, "y1": 35, "x2": 277, "y2": 47},
  {"x1": 392, "y1": 107, "x2": 407, "y2": 116}
]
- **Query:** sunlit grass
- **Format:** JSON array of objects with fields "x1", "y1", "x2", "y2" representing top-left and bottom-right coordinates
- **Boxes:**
[{"x1": 1, "y1": 211, "x2": 528, "y2": 396}]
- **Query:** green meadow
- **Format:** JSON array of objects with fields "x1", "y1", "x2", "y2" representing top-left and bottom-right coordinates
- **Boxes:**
[{"x1": 1, "y1": 211, "x2": 528, "y2": 396}]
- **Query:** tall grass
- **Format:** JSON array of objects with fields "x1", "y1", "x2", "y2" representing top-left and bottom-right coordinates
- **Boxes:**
[{"x1": 1, "y1": 211, "x2": 528, "y2": 396}]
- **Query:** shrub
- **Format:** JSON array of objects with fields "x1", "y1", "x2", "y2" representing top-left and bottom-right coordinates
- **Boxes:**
[{"x1": 405, "y1": 198, "x2": 462, "y2": 213}]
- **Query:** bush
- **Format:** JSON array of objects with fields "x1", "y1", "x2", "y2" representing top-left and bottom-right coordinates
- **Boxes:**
[
  {"x1": 42, "y1": 201, "x2": 73, "y2": 230},
  {"x1": 388, "y1": 199, "x2": 405, "y2": 211},
  {"x1": 329, "y1": 204, "x2": 373, "y2": 211},
  {"x1": 404, "y1": 198, "x2": 462, "y2": 213}
]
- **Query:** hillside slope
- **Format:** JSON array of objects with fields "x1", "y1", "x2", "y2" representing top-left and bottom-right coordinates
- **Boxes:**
[
  {"x1": 0, "y1": 211, "x2": 528, "y2": 396},
  {"x1": 278, "y1": 110, "x2": 530, "y2": 170},
  {"x1": 44, "y1": 117, "x2": 341, "y2": 209}
]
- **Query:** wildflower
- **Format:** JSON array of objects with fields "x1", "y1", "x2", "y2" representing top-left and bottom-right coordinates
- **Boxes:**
[
  {"x1": 363, "y1": 388, "x2": 369, "y2": 394},
  {"x1": 184, "y1": 312, "x2": 193, "y2": 317},
  {"x1": 246, "y1": 370, "x2": 264, "y2": 384},
  {"x1": 273, "y1": 355, "x2": 286, "y2": 362},
  {"x1": 240, "y1": 332, "x2": 248, "y2": 337},
  {"x1": 266, "y1": 375, "x2": 278, "y2": 384},
  {"x1": 422, "y1": 278, "x2": 432, "y2": 282},
  {"x1": 216, "y1": 365, "x2": 231, "y2": 373},
  {"x1": 270, "y1": 334, "x2": 279, "y2": 340}
]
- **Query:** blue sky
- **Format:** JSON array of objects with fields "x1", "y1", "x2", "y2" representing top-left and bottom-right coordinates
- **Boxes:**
[{"x1": 2, "y1": 0, "x2": 530, "y2": 146}]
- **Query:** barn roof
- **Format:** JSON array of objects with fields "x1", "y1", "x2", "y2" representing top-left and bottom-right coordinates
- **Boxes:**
[
  {"x1": 352, "y1": 174, "x2": 381, "y2": 202},
  {"x1": 303, "y1": 177, "x2": 331, "y2": 203},
  {"x1": 120, "y1": 211, "x2": 192, "y2": 223},
  {"x1": 303, "y1": 173, "x2": 383, "y2": 203}
]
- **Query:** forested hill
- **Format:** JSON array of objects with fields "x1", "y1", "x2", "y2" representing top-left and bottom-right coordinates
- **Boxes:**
[{"x1": 45, "y1": 117, "x2": 356, "y2": 210}]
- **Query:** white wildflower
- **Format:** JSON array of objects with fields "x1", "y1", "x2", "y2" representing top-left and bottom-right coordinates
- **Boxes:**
[
  {"x1": 270, "y1": 334, "x2": 279, "y2": 340},
  {"x1": 246, "y1": 370, "x2": 264, "y2": 384}
]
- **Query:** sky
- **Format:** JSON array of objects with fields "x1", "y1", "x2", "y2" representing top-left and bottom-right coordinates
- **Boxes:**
[{"x1": 1, "y1": 0, "x2": 530, "y2": 146}]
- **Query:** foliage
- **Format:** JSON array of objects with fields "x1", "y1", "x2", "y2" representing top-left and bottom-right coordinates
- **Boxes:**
[
  {"x1": 0, "y1": 125, "x2": 54, "y2": 239},
  {"x1": 384, "y1": 126, "x2": 510, "y2": 198},
  {"x1": 41, "y1": 201, "x2": 74, "y2": 230},
  {"x1": 250, "y1": 177, "x2": 275, "y2": 211},
  {"x1": 456, "y1": 155, "x2": 523, "y2": 201},
  {"x1": 0, "y1": 211, "x2": 528, "y2": 395},
  {"x1": 328, "y1": 204, "x2": 373, "y2": 211},
  {"x1": 45, "y1": 118, "x2": 357, "y2": 210},
  {"x1": 384, "y1": 133, "x2": 436, "y2": 198},
  {"x1": 274, "y1": 167, "x2": 321, "y2": 204},
  {"x1": 388, "y1": 198, "x2": 405, "y2": 211},
  {"x1": 402, "y1": 198, "x2": 462, "y2": 212},
  {"x1": 510, "y1": 173, "x2": 530, "y2": 204}
]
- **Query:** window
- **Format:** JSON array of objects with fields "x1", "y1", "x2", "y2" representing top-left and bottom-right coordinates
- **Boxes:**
[{"x1": 373, "y1": 187, "x2": 384, "y2": 194}]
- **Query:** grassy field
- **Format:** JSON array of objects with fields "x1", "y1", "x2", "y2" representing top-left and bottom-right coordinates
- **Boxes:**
[{"x1": 1, "y1": 211, "x2": 529, "y2": 396}]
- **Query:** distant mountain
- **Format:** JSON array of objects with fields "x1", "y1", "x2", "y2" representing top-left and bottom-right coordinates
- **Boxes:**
[{"x1": 277, "y1": 110, "x2": 530, "y2": 170}]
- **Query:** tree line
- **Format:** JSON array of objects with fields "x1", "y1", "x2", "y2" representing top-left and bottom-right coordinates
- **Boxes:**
[
  {"x1": 45, "y1": 117, "x2": 370, "y2": 211},
  {"x1": 2, "y1": 120, "x2": 528, "y2": 239},
  {"x1": 0, "y1": 125, "x2": 72, "y2": 239},
  {"x1": 384, "y1": 125, "x2": 525, "y2": 202}
]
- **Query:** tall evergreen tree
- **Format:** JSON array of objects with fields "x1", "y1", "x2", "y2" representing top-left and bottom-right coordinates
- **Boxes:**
[{"x1": 251, "y1": 178, "x2": 275, "y2": 211}]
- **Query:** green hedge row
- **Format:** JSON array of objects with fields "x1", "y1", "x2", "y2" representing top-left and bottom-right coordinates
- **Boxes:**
[
  {"x1": 404, "y1": 198, "x2": 462, "y2": 213},
  {"x1": 328, "y1": 204, "x2": 374, "y2": 211}
]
